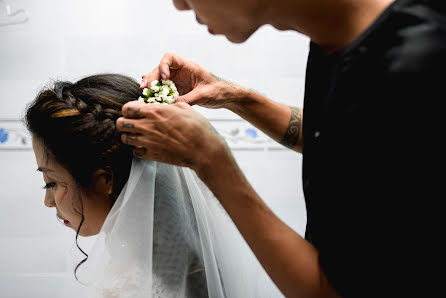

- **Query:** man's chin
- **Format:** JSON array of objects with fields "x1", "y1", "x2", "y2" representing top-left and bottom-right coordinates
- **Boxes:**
[
  {"x1": 223, "y1": 27, "x2": 258, "y2": 44},
  {"x1": 224, "y1": 33, "x2": 250, "y2": 44}
]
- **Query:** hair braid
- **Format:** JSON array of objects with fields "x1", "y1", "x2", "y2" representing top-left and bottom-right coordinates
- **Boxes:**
[
  {"x1": 25, "y1": 73, "x2": 141, "y2": 190},
  {"x1": 50, "y1": 79, "x2": 131, "y2": 157}
]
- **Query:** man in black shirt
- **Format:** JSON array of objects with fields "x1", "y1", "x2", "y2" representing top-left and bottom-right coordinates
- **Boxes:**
[{"x1": 118, "y1": 0, "x2": 444, "y2": 296}]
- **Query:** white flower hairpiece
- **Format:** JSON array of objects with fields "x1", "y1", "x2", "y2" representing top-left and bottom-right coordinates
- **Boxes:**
[{"x1": 138, "y1": 80, "x2": 180, "y2": 105}]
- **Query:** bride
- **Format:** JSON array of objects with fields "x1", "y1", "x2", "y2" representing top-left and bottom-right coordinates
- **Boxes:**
[{"x1": 25, "y1": 74, "x2": 282, "y2": 297}]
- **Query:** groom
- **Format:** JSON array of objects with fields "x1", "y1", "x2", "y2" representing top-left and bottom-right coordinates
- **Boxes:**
[{"x1": 117, "y1": 0, "x2": 444, "y2": 297}]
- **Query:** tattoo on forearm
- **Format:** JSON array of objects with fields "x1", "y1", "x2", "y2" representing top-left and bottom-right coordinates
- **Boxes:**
[{"x1": 280, "y1": 107, "x2": 302, "y2": 149}]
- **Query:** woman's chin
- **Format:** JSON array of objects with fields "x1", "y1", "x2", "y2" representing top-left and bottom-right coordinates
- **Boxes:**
[
  {"x1": 77, "y1": 229, "x2": 100, "y2": 237},
  {"x1": 73, "y1": 215, "x2": 107, "y2": 237},
  {"x1": 73, "y1": 224, "x2": 102, "y2": 237}
]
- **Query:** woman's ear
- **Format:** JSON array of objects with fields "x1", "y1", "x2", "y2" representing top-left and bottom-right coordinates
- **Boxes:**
[{"x1": 90, "y1": 168, "x2": 114, "y2": 196}]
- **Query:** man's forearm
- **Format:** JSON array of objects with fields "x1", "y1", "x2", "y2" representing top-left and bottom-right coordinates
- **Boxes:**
[
  {"x1": 195, "y1": 149, "x2": 339, "y2": 298},
  {"x1": 225, "y1": 85, "x2": 303, "y2": 153}
]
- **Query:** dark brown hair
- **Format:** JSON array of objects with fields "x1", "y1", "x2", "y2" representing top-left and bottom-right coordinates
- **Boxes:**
[{"x1": 24, "y1": 73, "x2": 141, "y2": 280}]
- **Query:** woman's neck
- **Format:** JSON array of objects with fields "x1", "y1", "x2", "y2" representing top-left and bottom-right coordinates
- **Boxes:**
[{"x1": 263, "y1": 0, "x2": 395, "y2": 54}]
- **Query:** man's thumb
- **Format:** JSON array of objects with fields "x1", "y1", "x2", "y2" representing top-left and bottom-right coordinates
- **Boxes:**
[{"x1": 175, "y1": 88, "x2": 201, "y2": 106}]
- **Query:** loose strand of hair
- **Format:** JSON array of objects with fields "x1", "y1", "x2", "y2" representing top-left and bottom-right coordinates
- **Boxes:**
[
  {"x1": 72, "y1": 189, "x2": 88, "y2": 284},
  {"x1": 74, "y1": 213, "x2": 89, "y2": 284}
]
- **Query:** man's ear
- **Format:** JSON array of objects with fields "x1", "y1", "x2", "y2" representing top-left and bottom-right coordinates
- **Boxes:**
[{"x1": 90, "y1": 168, "x2": 114, "y2": 196}]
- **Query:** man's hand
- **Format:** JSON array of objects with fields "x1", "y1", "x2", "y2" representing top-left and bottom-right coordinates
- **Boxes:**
[
  {"x1": 116, "y1": 101, "x2": 230, "y2": 173},
  {"x1": 140, "y1": 52, "x2": 243, "y2": 109}
]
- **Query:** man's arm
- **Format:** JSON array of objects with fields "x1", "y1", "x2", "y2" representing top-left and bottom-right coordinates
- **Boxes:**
[
  {"x1": 138, "y1": 54, "x2": 303, "y2": 153},
  {"x1": 212, "y1": 75, "x2": 303, "y2": 153},
  {"x1": 195, "y1": 145, "x2": 339, "y2": 298},
  {"x1": 231, "y1": 90, "x2": 303, "y2": 153}
]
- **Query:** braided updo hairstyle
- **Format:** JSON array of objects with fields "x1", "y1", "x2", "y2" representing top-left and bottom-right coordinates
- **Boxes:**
[
  {"x1": 25, "y1": 73, "x2": 141, "y2": 279},
  {"x1": 25, "y1": 73, "x2": 140, "y2": 199}
]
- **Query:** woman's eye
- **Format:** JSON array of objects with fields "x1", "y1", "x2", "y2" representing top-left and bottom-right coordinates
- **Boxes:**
[{"x1": 42, "y1": 182, "x2": 56, "y2": 189}]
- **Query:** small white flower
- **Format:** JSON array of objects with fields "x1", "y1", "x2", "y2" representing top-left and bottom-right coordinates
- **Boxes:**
[
  {"x1": 160, "y1": 85, "x2": 170, "y2": 96},
  {"x1": 165, "y1": 96, "x2": 174, "y2": 104},
  {"x1": 142, "y1": 79, "x2": 179, "y2": 105},
  {"x1": 163, "y1": 102, "x2": 169, "y2": 105}
]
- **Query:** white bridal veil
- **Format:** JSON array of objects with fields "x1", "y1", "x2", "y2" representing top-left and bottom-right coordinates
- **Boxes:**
[{"x1": 77, "y1": 158, "x2": 283, "y2": 298}]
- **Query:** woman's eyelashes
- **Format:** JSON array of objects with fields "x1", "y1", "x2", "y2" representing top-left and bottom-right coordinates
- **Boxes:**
[{"x1": 42, "y1": 182, "x2": 56, "y2": 189}]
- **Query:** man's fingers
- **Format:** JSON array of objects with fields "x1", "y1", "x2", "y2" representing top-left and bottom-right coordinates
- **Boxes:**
[
  {"x1": 141, "y1": 52, "x2": 181, "y2": 87},
  {"x1": 121, "y1": 133, "x2": 143, "y2": 147},
  {"x1": 175, "y1": 88, "x2": 202, "y2": 106},
  {"x1": 141, "y1": 66, "x2": 161, "y2": 88},
  {"x1": 121, "y1": 101, "x2": 146, "y2": 119},
  {"x1": 132, "y1": 146, "x2": 148, "y2": 159},
  {"x1": 116, "y1": 117, "x2": 140, "y2": 133},
  {"x1": 159, "y1": 52, "x2": 183, "y2": 80}
]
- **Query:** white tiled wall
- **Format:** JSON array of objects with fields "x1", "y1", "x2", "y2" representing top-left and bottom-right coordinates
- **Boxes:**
[{"x1": 0, "y1": 0, "x2": 309, "y2": 296}]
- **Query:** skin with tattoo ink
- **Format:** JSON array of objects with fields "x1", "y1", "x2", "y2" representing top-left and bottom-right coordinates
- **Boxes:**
[
  {"x1": 280, "y1": 107, "x2": 302, "y2": 149},
  {"x1": 126, "y1": 106, "x2": 142, "y2": 118},
  {"x1": 121, "y1": 122, "x2": 135, "y2": 129},
  {"x1": 117, "y1": 101, "x2": 229, "y2": 171}
]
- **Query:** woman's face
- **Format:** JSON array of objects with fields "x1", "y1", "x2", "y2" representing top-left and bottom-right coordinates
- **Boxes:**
[{"x1": 32, "y1": 137, "x2": 112, "y2": 237}]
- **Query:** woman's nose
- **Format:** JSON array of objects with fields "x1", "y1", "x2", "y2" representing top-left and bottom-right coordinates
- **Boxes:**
[{"x1": 44, "y1": 193, "x2": 55, "y2": 208}]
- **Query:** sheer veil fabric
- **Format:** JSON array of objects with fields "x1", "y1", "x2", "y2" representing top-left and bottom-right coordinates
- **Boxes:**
[{"x1": 78, "y1": 158, "x2": 283, "y2": 297}]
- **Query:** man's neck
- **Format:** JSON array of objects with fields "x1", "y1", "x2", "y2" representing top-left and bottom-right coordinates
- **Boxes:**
[{"x1": 263, "y1": 0, "x2": 395, "y2": 54}]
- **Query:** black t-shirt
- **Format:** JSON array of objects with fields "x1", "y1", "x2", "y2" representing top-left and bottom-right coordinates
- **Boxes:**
[{"x1": 302, "y1": 0, "x2": 445, "y2": 296}]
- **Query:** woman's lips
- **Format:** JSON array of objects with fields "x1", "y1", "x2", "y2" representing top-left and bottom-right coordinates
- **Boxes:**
[{"x1": 57, "y1": 213, "x2": 70, "y2": 225}]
